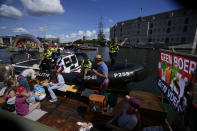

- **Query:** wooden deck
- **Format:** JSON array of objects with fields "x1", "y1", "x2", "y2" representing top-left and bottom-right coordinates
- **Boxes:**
[
  {"x1": 37, "y1": 92, "x2": 111, "y2": 131},
  {"x1": 1, "y1": 85, "x2": 170, "y2": 131},
  {"x1": 37, "y1": 94, "x2": 89, "y2": 131}
]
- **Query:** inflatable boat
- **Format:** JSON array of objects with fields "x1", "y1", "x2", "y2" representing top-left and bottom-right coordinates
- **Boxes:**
[{"x1": 12, "y1": 52, "x2": 146, "y2": 87}]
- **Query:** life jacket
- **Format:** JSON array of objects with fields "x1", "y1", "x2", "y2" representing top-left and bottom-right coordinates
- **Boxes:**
[
  {"x1": 42, "y1": 49, "x2": 52, "y2": 60},
  {"x1": 109, "y1": 42, "x2": 120, "y2": 54},
  {"x1": 81, "y1": 59, "x2": 92, "y2": 71}
]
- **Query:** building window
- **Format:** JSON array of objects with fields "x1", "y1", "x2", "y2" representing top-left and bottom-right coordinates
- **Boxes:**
[
  {"x1": 183, "y1": 26, "x2": 188, "y2": 32},
  {"x1": 172, "y1": 26, "x2": 176, "y2": 31},
  {"x1": 176, "y1": 38, "x2": 179, "y2": 42},
  {"x1": 184, "y1": 17, "x2": 189, "y2": 24},
  {"x1": 167, "y1": 28, "x2": 171, "y2": 33},
  {"x1": 168, "y1": 20, "x2": 171, "y2": 26},
  {"x1": 181, "y1": 37, "x2": 186, "y2": 43},
  {"x1": 165, "y1": 38, "x2": 169, "y2": 43},
  {"x1": 150, "y1": 23, "x2": 153, "y2": 28},
  {"x1": 137, "y1": 24, "x2": 140, "y2": 29},
  {"x1": 149, "y1": 30, "x2": 152, "y2": 34}
]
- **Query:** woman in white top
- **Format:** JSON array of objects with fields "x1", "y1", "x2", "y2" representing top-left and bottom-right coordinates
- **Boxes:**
[
  {"x1": 17, "y1": 64, "x2": 40, "y2": 92},
  {"x1": 47, "y1": 69, "x2": 65, "y2": 102}
]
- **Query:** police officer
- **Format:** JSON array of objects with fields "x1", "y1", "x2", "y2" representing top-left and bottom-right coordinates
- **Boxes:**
[
  {"x1": 77, "y1": 54, "x2": 92, "y2": 92},
  {"x1": 109, "y1": 37, "x2": 128, "y2": 67},
  {"x1": 39, "y1": 43, "x2": 53, "y2": 71},
  {"x1": 81, "y1": 56, "x2": 92, "y2": 80}
]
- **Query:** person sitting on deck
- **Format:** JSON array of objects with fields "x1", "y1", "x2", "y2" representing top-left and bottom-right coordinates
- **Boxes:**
[
  {"x1": 1, "y1": 79, "x2": 18, "y2": 112},
  {"x1": 0, "y1": 65, "x2": 16, "y2": 83},
  {"x1": 47, "y1": 69, "x2": 65, "y2": 102},
  {"x1": 15, "y1": 86, "x2": 41, "y2": 116},
  {"x1": 78, "y1": 54, "x2": 93, "y2": 92},
  {"x1": 92, "y1": 55, "x2": 109, "y2": 97},
  {"x1": 106, "y1": 95, "x2": 140, "y2": 131},
  {"x1": 81, "y1": 54, "x2": 92, "y2": 80},
  {"x1": 17, "y1": 64, "x2": 40, "y2": 92}
]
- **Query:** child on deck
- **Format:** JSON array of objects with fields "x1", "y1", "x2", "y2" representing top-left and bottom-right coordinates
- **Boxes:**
[
  {"x1": 2, "y1": 87, "x2": 16, "y2": 112},
  {"x1": 47, "y1": 69, "x2": 65, "y2": 102},
  {"x1": 1, "y1": 79, "x2": 19, "y2": 112},
  {"x1": 15, "y1": 86, "x2": 40, "y2": 116}
]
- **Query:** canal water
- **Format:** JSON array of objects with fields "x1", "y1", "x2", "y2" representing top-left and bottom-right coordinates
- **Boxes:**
[{"x1": 0, "y1": 47, "x2": 195, "y2": 95}]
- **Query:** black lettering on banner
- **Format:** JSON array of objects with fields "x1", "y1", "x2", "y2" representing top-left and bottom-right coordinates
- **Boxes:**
[{"x1": 158, "y1": 78, "x2": 185, "y2": 112}]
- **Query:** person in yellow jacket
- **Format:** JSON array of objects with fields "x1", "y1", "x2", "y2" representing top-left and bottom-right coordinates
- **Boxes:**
[
  {"x1": 77, "y1": 54, "x2": 92, "y2": 93},
  {"x1": 109, "y1": 37, "x2": 128, "y2": 67},
  {"x1": 81, "y1": 55, "x2": 92, "y2": 80},
  {"x1": 39, "y1": 44, "x2": 53, "y2": 70}
]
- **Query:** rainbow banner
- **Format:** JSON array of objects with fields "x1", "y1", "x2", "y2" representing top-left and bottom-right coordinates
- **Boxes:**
[{"x1": 13, "y1": 34, "x2": 42, "y2": 48}]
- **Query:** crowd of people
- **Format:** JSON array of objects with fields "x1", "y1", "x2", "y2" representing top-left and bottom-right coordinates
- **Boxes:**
[
  {"x1": 0, "y1": 37, "x2": 129, "y2": 112},
  {"x1": 0, "y1": 39, "x2": 144, "y2": 131}
]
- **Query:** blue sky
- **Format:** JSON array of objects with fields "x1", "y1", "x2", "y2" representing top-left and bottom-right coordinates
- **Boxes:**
[{"x1": 0, "y1": 0, "x2": 182, "y2": 42}]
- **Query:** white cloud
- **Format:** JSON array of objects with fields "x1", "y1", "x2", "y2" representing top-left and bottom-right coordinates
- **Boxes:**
[
  {"x1": 86, "y1": 30, "x2": 97, "y2": 37},
  {"x1": 0, "y1": 4, "x2": 23, "y2": 19},
  {"x1": 86, "y1": 30, "x2": 92, "y2": 37},
  {"x1": 59, "y1": 30, "x2": 97, "y2": 42},
  {"x1": 12, "y1": 27, "x2": 28, "y2": 34},
  {"x1": 71, "y1": 33, "x2": 77, "y2": 38},
  {"x1": 78, "y1": 30, "x2": 84, "y2": 36},
  {"x1": 0, "y1": 26, "x2": 7, "y2": 30},
  {"x1": 39, "y1": 26, "x2": 48, "y2": 32},
  {"x1": 45, "y1": 34, "x2": 57, "y2": 38},
  {"x1": 108, "y1": 19, "x2": 113, "y2": 23},
  {"x1": 20, "y1": 0, "x2": 64, "y2": 16},
  {"x1": 104, "y1": 28, "x2": 110, "y2": 40}
]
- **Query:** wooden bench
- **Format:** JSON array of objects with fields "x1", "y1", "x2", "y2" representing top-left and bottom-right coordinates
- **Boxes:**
[{"x1": 129, "y1": 90, "x2": 167, "y2": 126}]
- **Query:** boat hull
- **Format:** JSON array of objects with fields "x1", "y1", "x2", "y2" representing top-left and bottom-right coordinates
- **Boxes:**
[{"x1": 60, "y1": 62, "x2": 146, "y2": 87}]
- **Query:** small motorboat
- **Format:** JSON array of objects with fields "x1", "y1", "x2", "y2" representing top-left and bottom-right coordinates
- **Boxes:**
[
  {"x1": 80, "y1": 47, "x2": 98, "y2": 50},
  {"x1": 12, "y1": 52, "x2": 146, "y2": 88},
  {"x1": 79, "y1": 45, "x2": 98, "y2": 51}
]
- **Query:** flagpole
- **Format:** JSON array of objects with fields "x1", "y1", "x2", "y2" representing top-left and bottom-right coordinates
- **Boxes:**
[
  {"x1": 140, "y1": 8, "x2": 142, "y2": 17},
  {"x1": 192, "y1": 27, "x2": 197, "y2": 54}
]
